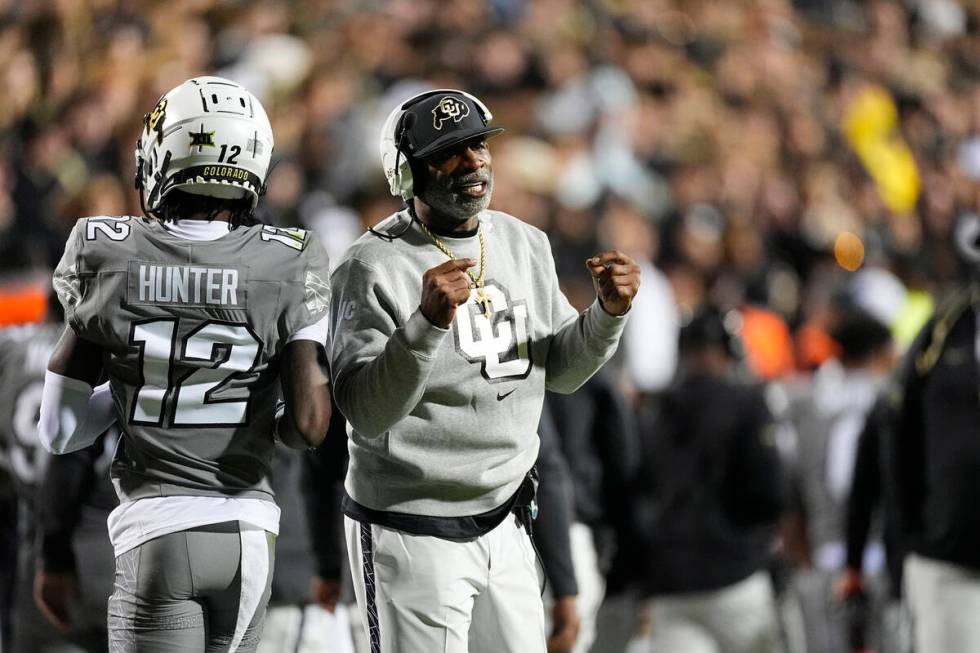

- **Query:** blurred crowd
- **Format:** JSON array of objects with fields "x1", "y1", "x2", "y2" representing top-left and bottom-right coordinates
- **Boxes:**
[
  {"x1": 4, "y1": 0, "x2": 980, "y2": 652},
  {"x1": 1, "y1": 0, "x2": 978, "y2": 352}
]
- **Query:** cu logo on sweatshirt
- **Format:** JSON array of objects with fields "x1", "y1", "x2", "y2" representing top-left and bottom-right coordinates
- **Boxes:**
[{"x1": 453, "y1": 282, "x2": 532, "y2": 382}]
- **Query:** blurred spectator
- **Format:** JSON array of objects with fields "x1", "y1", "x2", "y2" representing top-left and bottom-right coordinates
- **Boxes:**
[
  {"x1": 32, "y1": 432, "x2": 117, "y2": 653},
  {"x1": 546, "y1": 369, "x2": 640, "y2": 653},
  {"x1": 303, "y1": 403, "x2": 370, "y2": 653},
  {"x1": 2, "y1": 0, "x2": 979, "y2": 353},
  {"x1": 601, "y1": 196, "x2": 679, "y2": 394},
  {"x1": 626, "y1": 306, "x2": 786, "y2": 653},
  {"x1": 259, "y1": 443, "x2": 356, "y2": 653},
  {"x1": 782, "y1": 307, "x2": 896, "y2": 653},
  {"x1": 837, "y1": 395, "x2": 908, "y2": 653},
  {"x1": 885, "y1": 213, "x2": 980, "y2": 653},
  {"x1": 535, "y1": 406, "x2": 582, "y2": 653},
  {"x1": 0, "y1": 317, "x2": 114, "y2": 653}
]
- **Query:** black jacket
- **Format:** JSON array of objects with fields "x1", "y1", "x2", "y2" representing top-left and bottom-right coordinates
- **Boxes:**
[
  {"x1": 534, "y1": 405, "x2": 578, "y2": 598},
  {"x1": 845, "y1": 396, "x2": 904, "y2": 596},
  {"x1": 631, "y1": 371, "x2": 785, "y2": 595},
  {"x1": 546, "y1": 371, "x2": 640, "y2": 574},
  {"x1": 302, "y1": 401, "x2": 349, "y2": 586},
  {"x1": 888, "y1": 293, "x2": 980, "y2": 570}
]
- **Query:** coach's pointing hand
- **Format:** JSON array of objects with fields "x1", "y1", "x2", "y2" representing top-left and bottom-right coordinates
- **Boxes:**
[
  {"x1": 421, "y1": 258, "x2": 477, "y2": 328},
  {"x1": 587, "y1": 250, "x2": 640, "y2": 316}
]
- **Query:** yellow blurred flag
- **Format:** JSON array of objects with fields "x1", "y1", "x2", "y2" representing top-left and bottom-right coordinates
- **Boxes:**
[{"x1": 842, "y1": 85, "x2": 920, "y2": 215}]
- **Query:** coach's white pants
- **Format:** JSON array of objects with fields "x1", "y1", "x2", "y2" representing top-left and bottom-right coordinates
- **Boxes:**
[
  {"x1": 345, "y1": 515, "x2": 546, "y2": 653},
  {"x1": 905, "y1": 553, "x2": 980, "y2": 653}
]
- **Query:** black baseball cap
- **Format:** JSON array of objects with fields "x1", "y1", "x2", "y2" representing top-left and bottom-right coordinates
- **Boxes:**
[{"x1": 398, "y1": 92, "x2": 504, "y2": 159}]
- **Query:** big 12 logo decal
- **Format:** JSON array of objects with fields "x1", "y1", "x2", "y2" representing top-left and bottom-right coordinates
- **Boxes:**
[{"x1": 453, "y1": 282, "x2": 532, "y2": 382}]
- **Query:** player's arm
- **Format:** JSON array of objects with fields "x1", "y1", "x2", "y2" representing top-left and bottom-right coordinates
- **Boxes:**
[
  {"x1": 276, "y1": 339, "x2": 331, "y2": 449},
  {"x1": 38, "y1": 327, "x2": 115, "y2": 454},
  {"x1": 33, "y1": 434, "x2": 104, "y2": 630}
]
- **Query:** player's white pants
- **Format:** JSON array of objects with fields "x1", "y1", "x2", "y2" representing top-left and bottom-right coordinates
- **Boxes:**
[{"x1": 345, "y1": 514, "x2": 546, "y2": 653}]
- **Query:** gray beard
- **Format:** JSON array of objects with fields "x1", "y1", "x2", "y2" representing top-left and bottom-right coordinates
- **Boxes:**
[{"x1": 419, "y1": 172, "x2": 493, "y2": 225}]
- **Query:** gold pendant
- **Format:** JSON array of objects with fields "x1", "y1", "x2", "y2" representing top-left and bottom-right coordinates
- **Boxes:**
[{"x1": 476, "y1": 287, "x2": 492, "y2": 318}]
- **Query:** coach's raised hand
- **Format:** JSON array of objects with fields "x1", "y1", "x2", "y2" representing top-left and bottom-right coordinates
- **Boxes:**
[
  {"x1": 587, "y1": 250, "x2": 641, "y2": 316},
  {"x1": 420, "y1": 258, "x2": 477, "y2": 328}
]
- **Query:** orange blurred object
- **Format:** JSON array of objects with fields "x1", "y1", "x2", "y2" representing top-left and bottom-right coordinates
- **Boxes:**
[
  {"x1": 834, "y1": 232, "x2": 865, "y2": 272},
  {"x1": 740, "y1": 305, "x2": 796, "y2": 380},
  {"x1": 796, "y1": 321, "x2": 841, "y2": 371},
  {"x1": 0, "y1": 281, "x2": 48, "y2": 326}
]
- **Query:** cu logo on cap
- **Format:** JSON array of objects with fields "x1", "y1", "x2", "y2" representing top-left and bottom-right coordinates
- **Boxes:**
[
  {"x1": 453, "y1": 282, "x2": 532, "y2": 382},
  {"x1": 432, "y1": 97, "x2": 470, "y2": 130}
]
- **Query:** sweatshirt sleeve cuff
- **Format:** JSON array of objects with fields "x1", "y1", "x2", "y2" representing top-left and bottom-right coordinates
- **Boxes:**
[
  {"x1": 586, "y1": 300, "x2": 629, "y2": 338},
  {"x1": 402, "y1": 309, "x2": 450, "y2": 358}
]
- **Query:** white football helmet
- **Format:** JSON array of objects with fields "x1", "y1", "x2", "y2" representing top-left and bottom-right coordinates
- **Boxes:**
[
  {"x1": 379, "y1": 89, "x2": 497, "y2": 201},
  {"x1": 955, "y1": 212, "x2": 980, "y2": 266},
  {"x1": 135, "y1": 76, "x2": 274, "y2": 213}
]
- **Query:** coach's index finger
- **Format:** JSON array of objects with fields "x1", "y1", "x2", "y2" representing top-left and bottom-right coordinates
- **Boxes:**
[
  {"x1": 585, "y1": 250, "x2": 630, "y2": 275},
  {"x1": 444, "y1": 258, "x2": 478, "y2": 272},
  {"x1": 428, "y1": 258, "x2": 478, "y2": 275}
]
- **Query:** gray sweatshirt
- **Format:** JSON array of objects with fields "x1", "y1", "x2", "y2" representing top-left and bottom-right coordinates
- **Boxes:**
[{"x1": 329, "y1": 209, "x2": 627, "y2": 518}]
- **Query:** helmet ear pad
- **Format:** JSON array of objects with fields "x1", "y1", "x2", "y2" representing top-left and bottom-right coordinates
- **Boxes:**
[
  {"x1": 393, "y1": 111, "x2": 419, "y2": 199},
  {"x1": 405, "y1": 156, "x2": 427, "y2": 198}
]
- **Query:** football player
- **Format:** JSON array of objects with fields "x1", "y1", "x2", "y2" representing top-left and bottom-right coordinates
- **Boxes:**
[
  {"x1": 38, "y1": 76, "x2": 332, "y2": 653},
  {"x1": 0, "y1": 317, "x2": 114, "y2": 653}
]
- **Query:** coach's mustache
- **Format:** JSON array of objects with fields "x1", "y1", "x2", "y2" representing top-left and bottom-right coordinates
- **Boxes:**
[{"x1": 452, "y1": 171, "x2": 491, "y2": 189}]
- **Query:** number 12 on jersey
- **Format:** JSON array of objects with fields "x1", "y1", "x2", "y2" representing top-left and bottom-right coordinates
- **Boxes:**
[{"x1": 130, "y1": 318, "x2": 262, "y2": 427}]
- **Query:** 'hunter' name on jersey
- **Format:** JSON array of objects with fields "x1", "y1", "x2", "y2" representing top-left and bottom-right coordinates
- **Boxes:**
[{"x1": 127, "y1": 261, "x2": 246, "y2": 308}]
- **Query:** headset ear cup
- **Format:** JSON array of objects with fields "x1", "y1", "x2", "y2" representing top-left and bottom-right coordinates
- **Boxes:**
[{"x1": 398, "y1": 157, "x2": 414, "y2": 198}]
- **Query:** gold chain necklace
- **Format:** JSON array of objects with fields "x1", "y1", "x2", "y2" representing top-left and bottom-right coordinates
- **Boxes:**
[{"x1": 417, "y1": 219, "x2": 492, "y2": 318}]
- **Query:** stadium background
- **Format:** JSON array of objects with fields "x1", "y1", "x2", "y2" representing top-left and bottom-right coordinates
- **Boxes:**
[{"x1": 1, "y1": 0, "x2": 977, "y2": 651}]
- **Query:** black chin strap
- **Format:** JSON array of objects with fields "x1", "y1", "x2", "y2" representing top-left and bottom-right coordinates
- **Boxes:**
[
  {"x1": 368, "y1": 204, "x2": 416, "y2": 242},
  {"x1": 141, "y1": 150, "x2": 173, "y2": 220}
]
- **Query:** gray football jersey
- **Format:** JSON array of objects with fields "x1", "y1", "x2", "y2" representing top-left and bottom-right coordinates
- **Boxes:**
[
  {"x1": 0, "y1": 323, "x2": 61, "y2": 496},
  {"x1": 788, "y1": 369, "x2": 881, "y2": 552},
  {"x1": 53, "y1": 216, "x2": 330, "y2": 503}
]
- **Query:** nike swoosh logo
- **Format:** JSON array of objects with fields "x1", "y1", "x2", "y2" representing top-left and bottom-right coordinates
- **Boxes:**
[{"x1": 496, "y1": 389, "x2": 517, "y2": 401}]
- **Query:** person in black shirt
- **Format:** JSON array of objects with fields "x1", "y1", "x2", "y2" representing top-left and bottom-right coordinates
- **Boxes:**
[
  {"x1": 886, "y1": 214, "x2": 980, "y2": 653},
  {"x1": 625, "y1": 306, "x2": 785, "y2": 653},
  {"x1": 546, "y1": 370, "x2": 640, "y2": 653}
]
